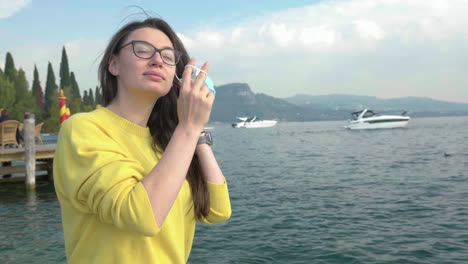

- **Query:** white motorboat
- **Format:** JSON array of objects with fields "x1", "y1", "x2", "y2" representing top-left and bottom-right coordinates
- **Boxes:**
[
  {"x1": 232, "y1": 116, "x2": 277, "y2": 128},
  {"x1": 345, "y1": 109, "x2": 410, "y2": 130}
]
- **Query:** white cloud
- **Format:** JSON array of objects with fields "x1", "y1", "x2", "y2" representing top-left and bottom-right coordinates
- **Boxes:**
[
  {"x1": 230, "y1": 27, "x2": 243, "y2": 42},
  {"x1": 176, "y1": 33, "x2": 194, "y2": 50},
  {"x1": 179, "y1": 0, "x2": 468, "y2": 102},
  {"x1": 195, "y1": 31, "x2": 226, "y2": 49},
  {"x1": 354, "y1": 20, "x2": 385, "y2": 40},
  {"x1": 267, "y1": 23, "x2": 295, "y2": 47},
  {"x1": 0, "y1": 0, "x2": 30, "y2": 19},
  {"x1": 4, "y1": 0, "x2": 468, "y2": 104},
  {"x1": 299, "y1": 25, "x2": 337, "y2": 47}
]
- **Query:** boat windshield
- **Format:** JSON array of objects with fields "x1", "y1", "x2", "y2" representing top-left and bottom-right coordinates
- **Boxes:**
[
  {"x1": 351, "y1": 111, "x2": 362, "y2": 120},
  {"x1": 363, "y1": 111, "x2": 377, "y2": 118}
]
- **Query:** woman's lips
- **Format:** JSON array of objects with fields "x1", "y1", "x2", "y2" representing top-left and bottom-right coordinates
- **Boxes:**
[{"x1": 143, "y1": 71, "x2": 164, "y2": 81}]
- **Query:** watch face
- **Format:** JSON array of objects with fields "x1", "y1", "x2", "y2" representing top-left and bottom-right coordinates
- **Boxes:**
[
  {"x1": 198, "y1": 132, "x2": 213, "y2": 145},
  {"x1": 206, "y1": 132, "x2": 213, "y2": 145}
]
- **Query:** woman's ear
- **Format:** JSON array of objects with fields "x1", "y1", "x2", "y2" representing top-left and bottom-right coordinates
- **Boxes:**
[{"x1": 108, "y1": 55, "x2": 119, "y2": 76}]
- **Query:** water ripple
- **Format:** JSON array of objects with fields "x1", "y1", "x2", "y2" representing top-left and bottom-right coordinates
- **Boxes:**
[{"x1": 2, "y1": 117, "x2": 468, "y2": 263}]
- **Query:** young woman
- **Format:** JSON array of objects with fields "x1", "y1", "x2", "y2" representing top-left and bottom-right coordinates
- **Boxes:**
[{"x1": 53, "y1": 17, "x2": 231, "y2": 264}]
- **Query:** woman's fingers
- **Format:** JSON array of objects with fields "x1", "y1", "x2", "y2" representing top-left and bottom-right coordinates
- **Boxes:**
[
  {"x1": 192, "y1": 62, "x2": 209, "y2": 93},
  {"x1": 199, "y1": 84, "x2": 210, "y2": 98},
  {"x1": 206, "y1": 90, "x2": 215, "y2": 106},
  {"x1": 181, "y1": 58, "x2": 196, "y2": 92},
  {"x1": 177, "y1": 59, "x2": 214, "y2": 131}
]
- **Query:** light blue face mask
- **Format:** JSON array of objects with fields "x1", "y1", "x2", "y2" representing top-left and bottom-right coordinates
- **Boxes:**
[{"x1": 175, "y1": 65, "x2": 216, "y2": 94}]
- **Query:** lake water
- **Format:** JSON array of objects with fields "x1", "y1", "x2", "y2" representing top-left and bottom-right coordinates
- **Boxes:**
[{"x1": 1, "y1": 116, "x2": 468, "y2": 263}]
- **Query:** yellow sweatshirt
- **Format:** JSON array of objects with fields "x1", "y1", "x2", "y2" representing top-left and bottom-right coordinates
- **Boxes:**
[{"x1": 53, "y1": 108, "x2": 231, "y2": 264}]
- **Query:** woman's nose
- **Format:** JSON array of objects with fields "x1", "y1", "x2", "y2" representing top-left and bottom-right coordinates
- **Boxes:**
[{"x1": 149, "y1": 51, "x2": 164, "y2": 66}]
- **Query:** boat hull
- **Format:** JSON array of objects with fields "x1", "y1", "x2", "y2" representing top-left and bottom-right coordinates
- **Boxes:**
[
  {"x1": 346, "y1": 119, "x2": 409, "y2": 130},
  {"x1": 346, "y1": 109, "x2": 410, "y2": 130},
  {"x1": 232, "y1": 120, "x2": 277, "y2": 128}
]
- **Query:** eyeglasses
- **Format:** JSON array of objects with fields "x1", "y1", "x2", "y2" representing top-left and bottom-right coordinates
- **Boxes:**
[{"x1": 118, "y1": 40, "x2": 182, "y2": 66}]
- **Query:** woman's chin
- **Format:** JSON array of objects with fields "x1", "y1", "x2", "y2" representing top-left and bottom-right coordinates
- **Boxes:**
[{"x1": 134, "y1": 85, "x2": 171, "y2": 98}]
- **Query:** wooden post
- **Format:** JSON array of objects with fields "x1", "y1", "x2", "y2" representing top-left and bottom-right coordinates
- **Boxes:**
[{"x1": 24, "y1": 113, "x2": 36, "y2": 190}]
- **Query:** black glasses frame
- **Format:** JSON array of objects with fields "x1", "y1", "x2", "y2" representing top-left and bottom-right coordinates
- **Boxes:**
[{"x1": 118, "y1": 40, "x2": 182, "y2": 66}]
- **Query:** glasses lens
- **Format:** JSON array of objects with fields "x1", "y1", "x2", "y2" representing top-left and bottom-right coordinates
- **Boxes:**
[
  {"x1": 133, "y1": 42, "x2": 154, "y2": 59},
  {"x1": 161, "y1": 49, "x2": 179, "y2": 65},
  {"x1": 131, "y1": 41, "x2": 180, "y2": 65}
]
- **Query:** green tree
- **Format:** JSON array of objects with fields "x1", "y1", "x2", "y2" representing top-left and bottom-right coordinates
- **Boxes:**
[
  {"x1": 45, "y1": 62, "x2": 59, "y2": 115},
  {"x1": 71, "y1": 97, "x2": 84, "y2": 114},
  {"x1": 4, "y1": 52, "x2": 17, "y2": 82},
  {"x1": 11, "y1": 69, "x2": 35, "y2": 120},
  {"x1": 31, "y1": 64, "x2": 45, "y2": 111},
  {"x1": 82, "y1": 90, "x2": 89, "y2": 105},
  {"x1": 68, "y1": 71, "x2": 84, "y2": 113},
  {"x1": 15, "y1": 68, "x2": 29, "y2": 101},
  {"x1": 0, "y1": 73, "x2": 15, "y2": 108},
  {"x1": 43, "y1": 62, "x2": 60, "y2": 133},
  {"x1": 88, "y1": 88, "x2": 95, "y2": 106},
  {"x1": 94, "y1": 86, "x2": 102, "y2": 106},
  {"x1": 70, "y1": 72, "x2": 81, "y2": 100},
  {"x1": 59, "y1": 46, "x2": 71, "y2": 89},
  {"x1": 43, "y1": 99, "x2": 60, "y2": 133}
]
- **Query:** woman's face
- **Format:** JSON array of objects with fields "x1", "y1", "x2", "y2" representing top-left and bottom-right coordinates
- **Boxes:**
[{"x1": 109, "y1": 27, "x2": 177, "y2": 99}]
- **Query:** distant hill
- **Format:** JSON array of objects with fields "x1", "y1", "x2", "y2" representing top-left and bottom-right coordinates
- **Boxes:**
[
  {"x1": 211, "y1": 83, "x2": 468, "y2": 122},
  {"x1": 284, "y1": 94, "x2": 468, "y2": 118},
  {"x1": 285, "y1": 94, "x2": 468, "y2": 111},
  {"x1": 211, "y1": 83, "x2": 310, "y2": 122}
]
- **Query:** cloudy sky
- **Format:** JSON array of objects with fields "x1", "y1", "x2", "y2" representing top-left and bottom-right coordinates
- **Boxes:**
[{"x1": 1, "y1": 0, "x2": 467, "y2": 103}]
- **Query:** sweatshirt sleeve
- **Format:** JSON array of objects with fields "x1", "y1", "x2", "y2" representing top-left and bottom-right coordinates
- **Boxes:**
[
  {"x1": 54, "y1": 116, "x2": 159, "y2": 236},
  {"x1": 199, "y1": 181, "x2": 232, "y2": 224}
]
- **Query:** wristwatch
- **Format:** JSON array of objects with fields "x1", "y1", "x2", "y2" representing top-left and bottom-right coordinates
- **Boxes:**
[{"x1": 197, "y1": 131, "x2": 213, "y2": 146}]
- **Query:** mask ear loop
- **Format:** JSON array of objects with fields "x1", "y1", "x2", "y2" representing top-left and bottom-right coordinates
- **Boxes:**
[
  {"x1": 175, "y1": 65, "x2": 207, "y2": 83},
  {"x1": 175, "y1": 74, "x2": 182, "y2": 82}
]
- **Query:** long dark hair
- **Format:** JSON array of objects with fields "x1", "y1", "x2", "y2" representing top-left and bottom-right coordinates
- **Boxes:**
[{"x1": 98, "y1": 18, "x2": 210, "y2": 219}]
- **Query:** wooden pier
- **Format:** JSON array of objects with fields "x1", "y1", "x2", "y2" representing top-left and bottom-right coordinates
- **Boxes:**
[
  {"x1": 0, "y1": 144, "x2": 56, "y2": 183},
  {"x1": 1, "y1": 114, "x2": 55, "y2": 187}
]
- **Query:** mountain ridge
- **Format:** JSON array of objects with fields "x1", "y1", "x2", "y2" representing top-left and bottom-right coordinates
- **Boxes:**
[{"x1": 211, "y1": 83, "x2": 468, "y2": 122}]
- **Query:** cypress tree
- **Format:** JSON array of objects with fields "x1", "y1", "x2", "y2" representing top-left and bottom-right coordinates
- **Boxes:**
[
  {"x1": 94, "y1": 86, "x2": 102, "y2": 106},
  {"x1": 70, "y1": 71, "x2": 81, "y2": 99},
  {"x1": 43, "y1": 62, "x2": 60, "y2": 132},
  {"x1": 59, "y1": 46, "x2": 71, "y2": 89},
  {"x1": 32, "y1": 64, "x2": 45, "y2": 111},
  {"x1": 83, "y1": 90, "x2": 89, "y2": 105},
  {"x1": 4, "y1": 52, "x2": 17, "y2": 82},
  {"x1": 45, "y1": 62, "x2": 59, "y2": 113},
  {"x1": 88, "y1": 88, "x2": 95, "y2": 106}
]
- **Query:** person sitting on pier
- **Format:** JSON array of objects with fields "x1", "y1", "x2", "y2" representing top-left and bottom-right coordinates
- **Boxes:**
[
  {"x1": 0, "y1": 109, "x2": 11, "y2": 122},
  {"x1": 0, "y1": 109, "x2": 24, "y2": 145},
  {"x1": 53, "y1": 16, "x2": 231, "y2": 264}
]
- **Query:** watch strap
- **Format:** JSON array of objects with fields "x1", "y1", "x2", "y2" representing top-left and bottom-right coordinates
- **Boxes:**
[{"x1": 197, "y1": 131, "x2": 213, "y2": 145}]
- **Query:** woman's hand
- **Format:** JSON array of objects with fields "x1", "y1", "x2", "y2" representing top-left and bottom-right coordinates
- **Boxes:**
[{"x1": 177, "y1": 58, "x2": 214, "y2": 133}]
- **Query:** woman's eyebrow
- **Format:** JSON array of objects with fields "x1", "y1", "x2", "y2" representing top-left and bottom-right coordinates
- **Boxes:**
[
  {"x1": 159, "y1": 44, "x2": 175, "y2": 50},
  {"x1": 138, "y1": 40, "x2": 174, "y2": 50}
]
